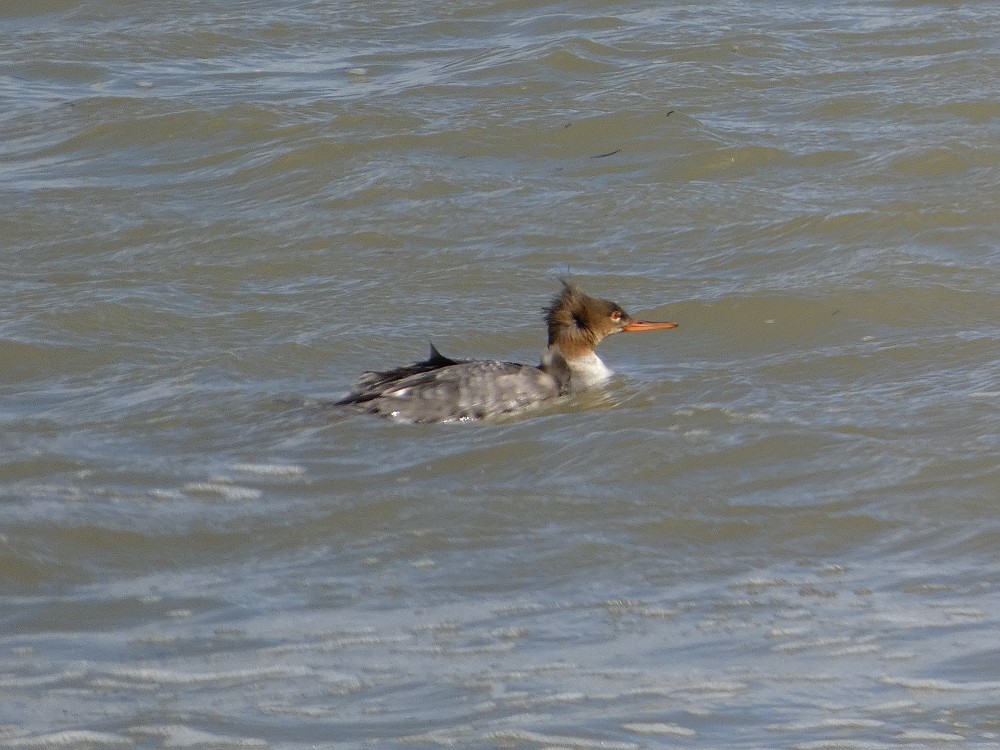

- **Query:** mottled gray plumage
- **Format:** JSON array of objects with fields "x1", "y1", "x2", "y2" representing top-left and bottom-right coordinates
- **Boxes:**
[{"x1": 337, "y1": 346, "x2": 560, "y2": 422}]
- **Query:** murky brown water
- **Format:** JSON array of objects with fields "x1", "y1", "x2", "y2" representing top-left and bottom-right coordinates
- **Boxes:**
[{"x1": 2, "y1": 1, "x2": 999, "y2": 747}]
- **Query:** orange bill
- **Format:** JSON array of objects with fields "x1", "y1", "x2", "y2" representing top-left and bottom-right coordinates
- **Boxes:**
[{"x1": 622, "y1": 320, "x2": 678, "y2": 332}]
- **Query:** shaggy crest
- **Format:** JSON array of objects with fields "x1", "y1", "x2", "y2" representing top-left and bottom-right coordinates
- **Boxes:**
[{"x1": 544, "y1": 281, "x2": 629, "y2": 356}]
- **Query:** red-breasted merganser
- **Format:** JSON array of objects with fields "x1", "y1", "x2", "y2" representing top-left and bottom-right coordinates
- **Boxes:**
[{"x1": 336, "y1": 282, "x2": 678, "y2": 422}]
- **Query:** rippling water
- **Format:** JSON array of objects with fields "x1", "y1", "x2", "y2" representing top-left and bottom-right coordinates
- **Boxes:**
[{"x1": 2, "y1": 1, "x2": 999, "y2": 748}]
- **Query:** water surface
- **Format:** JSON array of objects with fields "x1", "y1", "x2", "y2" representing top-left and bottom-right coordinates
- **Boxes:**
[{"x1": 2, "y1": 1, "x2": 999, "y2": 747}]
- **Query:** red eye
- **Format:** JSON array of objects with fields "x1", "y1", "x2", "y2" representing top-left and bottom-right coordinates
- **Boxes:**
[{"x1": 610, "y1": 311, "x2": 622, "y2": 321}]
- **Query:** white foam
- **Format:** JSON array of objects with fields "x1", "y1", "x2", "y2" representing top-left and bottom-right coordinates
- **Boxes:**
[
  {"x1": 682, "y1": 679, "x2": 749, "y2": 694},
  {"x1": 182, "y1": 482, "x2": 262, "y2": 500},
  {"x1": 769, "y1": 718, "x2": 884, "y2": 731},
  {"x1": 397, "y1": 727, "x2": 470, "y2": 746},
  {"x1": 621, "y1": 722, "x2": 696, "y2": 737},
  {"x1": 230, "y1": 463, "x2": 305, "y2": 477},
  {"x1": 794, "y1": 741, "x2": 889, "y2": 750},
  {"x1": 769, "y1": 626, "x2": 810, "y2": 637},
  {"x1": 104, "y1": 665, "x2": 310, "y2": 685},
  {"x1": 895, "y1": 729, "x2": 964, "y2": 742},
  {"x1": 503, "y1": 691, "x2": 588, "y2": 708},
  {"x1": 149, "y1": 488, "x2": 185, "y2": 499},
  {"x1": 829, "y1": 643, "x2": 880, "y2": 656},
  {"x1": 880, "y1": 650, "x2": 916, "y2": 661},
  {"x1": 412, "y1": 641, "x2": 516, "y2": 656},
  {"x1": 257, "y1": 703, "x2": 335, "y2": 718},
  {"x1": 774, "y1": 636, "x2": 856, "y2": 653},
  {"x1": 934, "y1": 606, "x2": 985, "y2": 621},
  {"x1": 623, "y1": 679, "x2": 747, "y2": 698},
  {"x1": 3, "y1": 731, "x2": 131, "y2": 747},
  {"x1": 484, "y1": 730, "x2": 639, "y2": 749},
  {"x1": 489, "y1": 627, "x2": 528, "y2": 640},
  {"x1": 132, "y1": 724, "x2": 267, "y2": 747},
  {"x1": 861, "y1": 699, "x2": 920, "y2": 714},
  {"x1": 879, "y1": 676, "x2": 1000, "y2": 691},
  {"x1": 0, "y1": 671, "x2": 84, "y2": 688},
  {"x1": 635, "y1": 606, "x2": 677, "y2": 619}
]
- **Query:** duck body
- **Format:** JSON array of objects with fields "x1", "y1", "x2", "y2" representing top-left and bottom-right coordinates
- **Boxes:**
[
  {"x1": 337, "y1": 344, "x2": 560, "y2": 422},
  {"x1": 336, "y1": 283, "x2": 677, "y2": 423}
]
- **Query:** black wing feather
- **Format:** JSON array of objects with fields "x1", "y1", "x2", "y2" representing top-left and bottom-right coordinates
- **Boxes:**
[{"x1": 337, "y1": 343, "x2": 463, "y2": 405}]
